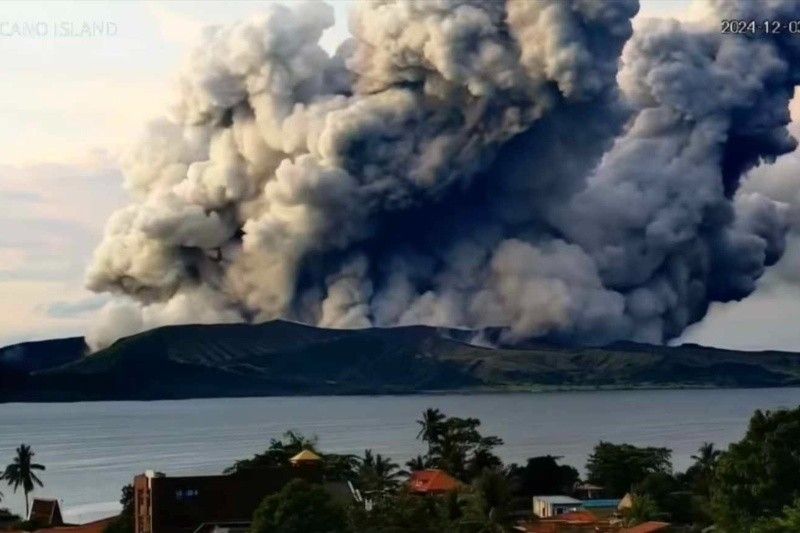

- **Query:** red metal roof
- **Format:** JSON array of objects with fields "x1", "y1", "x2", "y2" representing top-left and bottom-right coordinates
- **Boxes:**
[
  {"x1": 549, "y1": 511, "x2": 597, "y2": 524},
  {"x1": 407, "y1": 469, "x2": 462, "y2": 494},
  {"x1": 621, "y1": 521, "x2": 671, "y2": 533}
]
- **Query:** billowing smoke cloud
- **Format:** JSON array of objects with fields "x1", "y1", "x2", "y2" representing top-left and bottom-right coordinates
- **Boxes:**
[{"x1": 86, "y1": 0, "x2": 800, "y2": 350}]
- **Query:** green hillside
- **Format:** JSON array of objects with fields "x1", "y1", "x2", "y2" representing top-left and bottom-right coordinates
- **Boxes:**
[{"x1": 2, "y1": 320, "x2": 800, "y2": 401}]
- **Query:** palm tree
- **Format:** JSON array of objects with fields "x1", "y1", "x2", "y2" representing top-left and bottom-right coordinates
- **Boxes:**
[
  {"x1": 358, "y1": 450, "x2": 402, "y2": 493},
  {"x1": 464, "y1": 469, "x2": 511, "y2": 533},
  {"x1": 688, "y1": 442, "x2": 722, "y2": 498},
  {"x1": 405, "y1": 455, "x2": 427, "y2": 472},
  {"x1": 3, "y1": 444, "x2": 45, "y2": 518},
  {"x1": 373, "y1": 454, "x2": 402, "y2": 489},
  {"x1": 691, "y1": 442, "x2": 721, "y2": 471},
  {"x1": 416, "y1": 408, "x2": 446, "y2": 454}
]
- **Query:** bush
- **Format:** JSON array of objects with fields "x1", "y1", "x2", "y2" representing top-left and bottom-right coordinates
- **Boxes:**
[
  {"x1": 586, "y1": 442, "x2": 672, "y2": 497},
  {"x1": 711, "y1": 407, "x2": 800, "y2": 531},
  {"x1": 251, "y1": 479, "x2": 348, "y2": 533}
]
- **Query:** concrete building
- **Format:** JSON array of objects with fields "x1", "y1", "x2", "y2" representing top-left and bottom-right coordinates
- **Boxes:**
[{"x1": 532, "y1": 495, "x2": 584, "y2": 518}]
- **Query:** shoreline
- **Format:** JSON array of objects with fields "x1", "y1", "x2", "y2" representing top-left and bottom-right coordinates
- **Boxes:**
[{"x1": 3, "y1": 382, "x2": 800, "y2": 404}]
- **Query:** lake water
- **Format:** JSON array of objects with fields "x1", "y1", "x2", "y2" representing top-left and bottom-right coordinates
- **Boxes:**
[{"x1": 1, "y1": 388, "x2": 799, "y2": 522}]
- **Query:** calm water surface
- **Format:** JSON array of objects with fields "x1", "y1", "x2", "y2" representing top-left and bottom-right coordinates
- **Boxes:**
[{"x1": 1, "y1": 388, "x2": 799, "y2": 521}]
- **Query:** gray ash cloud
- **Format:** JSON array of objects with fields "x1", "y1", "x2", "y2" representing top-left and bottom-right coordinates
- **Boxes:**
[{"x1": 86, "y1": 0, "x2": 800, "y2": 349}]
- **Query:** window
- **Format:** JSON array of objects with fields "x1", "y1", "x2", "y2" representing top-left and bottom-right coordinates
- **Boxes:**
[{"x1": 175, "y1": 488, "x2": 200, "y2": 500}]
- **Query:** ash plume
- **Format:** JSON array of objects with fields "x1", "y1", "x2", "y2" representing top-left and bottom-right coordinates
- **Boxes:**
[{"x1": 86, "y1": 0, "x2": 800, "y2": 350}]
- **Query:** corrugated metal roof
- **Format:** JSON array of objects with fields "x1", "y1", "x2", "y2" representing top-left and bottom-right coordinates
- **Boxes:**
[
  {"x1": 408, "y1": 469, "x2": 462, "y2": 493},
  {"x1": 532, "y1": 495, "x2": 583, "y2": 504},
  {"x1": 582, "y1": 498, "x2": 621, "y2": 508}
]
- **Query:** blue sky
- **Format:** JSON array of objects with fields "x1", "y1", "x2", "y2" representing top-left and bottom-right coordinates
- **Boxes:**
[{"x1": 2, "y1": 0, "x2": 799, "y2": 351}]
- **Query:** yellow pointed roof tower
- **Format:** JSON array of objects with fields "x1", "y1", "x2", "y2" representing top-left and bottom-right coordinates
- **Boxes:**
[{"x1": 289, "y1": 449, "x2": 322, "y2": 464}]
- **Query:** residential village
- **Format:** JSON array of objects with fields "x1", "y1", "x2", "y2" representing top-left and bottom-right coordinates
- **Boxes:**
[{"x1": 2, "y1": 406, "x2": 800, "y2": 533}]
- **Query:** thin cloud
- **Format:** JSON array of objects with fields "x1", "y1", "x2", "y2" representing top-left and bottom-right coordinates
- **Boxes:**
[{"x1": 44, "y1": 295, "x2": 109, "y2": 319}]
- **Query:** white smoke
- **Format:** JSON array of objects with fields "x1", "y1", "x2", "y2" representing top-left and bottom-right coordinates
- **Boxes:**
[{"x1": 86, "y1": 0, "x2": 800, "y2": 350}]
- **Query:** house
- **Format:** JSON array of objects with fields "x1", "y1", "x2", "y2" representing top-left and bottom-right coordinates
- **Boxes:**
[
  {"x1": 29, "y1": 499, "x2": 64, "y2": 527},
  {"x1": 532, "y1": 496, "x2": 584, "y2": 518},
  {"x1": 573, "y1": 482, "x2": 604, "y2": 500},
  {"x1": 34, "y1": 516, "x2": 118, "y2": 533},
  {"x1": 581, "y1": 498, "x2": 621, "y2": 516},
  {"x1": 407, "y1": 470, "x2": 462, "y2": 495},
  {"x1": 133, "y1": 458, "x2": 323, "y2": 533},
  {"x1": 514, "y1": 511, "x2": 606, "y2": 532}
]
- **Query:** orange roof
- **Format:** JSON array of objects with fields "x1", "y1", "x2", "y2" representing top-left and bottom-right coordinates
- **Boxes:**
[
  {"x1": 408, "y1": 469, "x2": 462, "y2": 494},
  {"x1": 516, "y1": 521, "x2": 596, "y2": 533},
  {"x1": 621, "y1": 521, "x2": 671, "y2": 533},
  {"x1": 546, "y1": 511, "x2": 597, "y2": 524}
]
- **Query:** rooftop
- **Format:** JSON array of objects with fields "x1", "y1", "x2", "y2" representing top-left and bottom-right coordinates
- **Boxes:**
[
  {"x1": 34, "y1": 516, "x2": 118, "y2": 533},
  {"x1": 544, "y1": 511, "x2": 597, "y2": 524},
  {"x1": 29, "y1": 498, "x2": 63, "y2": 527},
  {"x1": 289, "y1": 450, "x2": 322, "y2": 463},
  {"x1": 581, "y1": 498, "x2": 621, "y2": 508},
  {"x1": 574, "y1": 483, "x2": 603, "y2": 490},
  {"x1": 408, "y1": 469, "x2": 462, "y2": 494},
  {"x1": 532, "y1": 495, "x2": 583, "y2": 505}
]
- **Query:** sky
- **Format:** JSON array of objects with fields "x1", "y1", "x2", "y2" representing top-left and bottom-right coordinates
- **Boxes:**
[{"x1": 1, "y1": 0, "x2": 799, "y2": 351}]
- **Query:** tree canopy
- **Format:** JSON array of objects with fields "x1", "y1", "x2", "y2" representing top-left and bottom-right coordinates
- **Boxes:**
[
  {"x1": 751, "y1": 498, "x2": 800, "y2": 533},
  {"x1": 103, "y1": 485, "x2": 134, "y2": 533},
  {"x1": 507, "y1": 455, "x2": 579, "y2": 497},
  {"x1": 586, "y1": 442, "x2": 671, "y2": 497},
  {"x1": 711, "y1": 407, "x2": 800, "y2": 531},
  {"x1": 251, "y1": 479, "x2": 349, "y2": 533},
  {"x1": 357, "y1": 450, "x2": 402, "y2": 494},
  {"x1": 224, "y1": 430, "x2": 358, "y2": 482},
  {"x1": 414, "y1": 409, "x2": 503, "y2": 482},
  {"x1": 225, "y1": 431, "x2": 319, "y2": 473}
]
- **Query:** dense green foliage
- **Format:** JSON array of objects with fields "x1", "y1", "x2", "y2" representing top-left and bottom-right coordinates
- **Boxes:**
[
  {"x1": 357, "y1": 451, "x2": 402, "y2": 494},
  {"x1": 462, "y1": 469, "x2": 513, "y2": 532},
  {"x1": 414, "y1": 408, "x2": 503, "y2": 482},
  {"x1": 624, "y1": 493, "x2": 661, "y2": 525},
  {"x1": 586, "y1": 442, "x2": 672, "y2": 497},
  {"x1": 751, "y1": 498, "x2": 800, "y2": 532},
  {"x1": 232, "y1": 407, "x2": 800, "y2": 532},
  {"x1": 251, "y1": 479, "x2": 349, "y2": 533},
  {"x1": 225, "y1": 431, "x2": 320, "y2": 473},
  {"x1": 507, "y1": 456, "x2": 579, "y2": 496},
  {"x1": 711, "y1": 407, "x2": 800, "y2": 531},
  {"x1": 347, "y1": 492, "x2": 456, "y2": 533},
  {"x1": 224, "y1": 431, "x2": 358, "y2": 482}
]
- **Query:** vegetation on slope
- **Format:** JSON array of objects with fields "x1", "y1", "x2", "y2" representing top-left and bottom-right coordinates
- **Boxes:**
[{"x1": 2, "y1": 320, "x2": 800, "y2": 401}]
